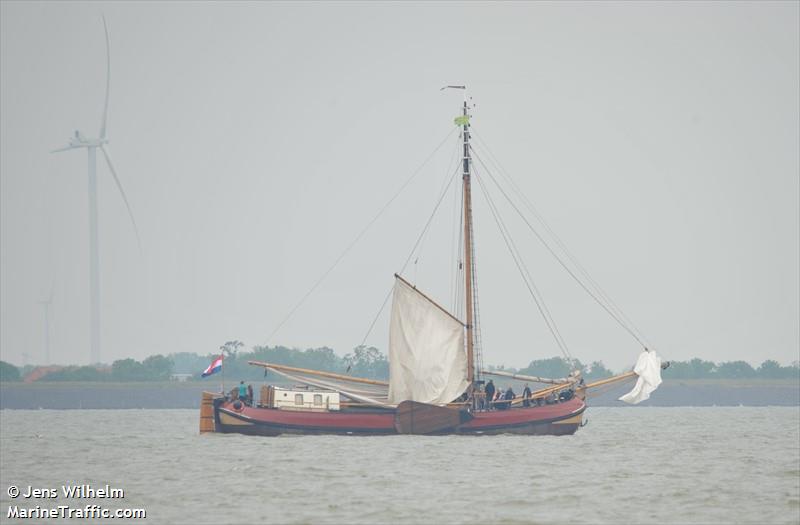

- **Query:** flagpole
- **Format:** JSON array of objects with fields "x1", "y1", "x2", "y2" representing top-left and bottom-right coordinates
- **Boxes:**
[{"x1": 221, "y1": 354, "x2": 225, "y2": 396}]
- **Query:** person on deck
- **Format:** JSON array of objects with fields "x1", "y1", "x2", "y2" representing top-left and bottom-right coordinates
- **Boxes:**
[
  {"x1": 505, "y1": 386, "x2": 515, "y2": 402},
  {"x1": 474, "y1": 390, "x2": 485, "y2": 410},
  {"x1": 238, "y1": 381, "x2": 247, "y2": 404},
  {"x1": 485, "y1": 380, "x2": 496, "y2": 411},
  {"x1": 247, "y1": 384, "x2": 254, "y2": 406},
  {"x1": 545, "y1": 391, "x2": 557, "y2": 405},
  {"x1": 522, "y1": 384, "x2": 532, "y2": 407},
  {"x1": 496, "y1": 389, "x2": 505, "y2": 405}
]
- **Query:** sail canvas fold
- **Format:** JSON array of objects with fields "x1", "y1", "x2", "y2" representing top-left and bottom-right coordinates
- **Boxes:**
[
  {"x1": 388, "y1": 276, "x2": 468, "y2": 405},
  {"x1": 619, "y1": 350, "x2": 663, "y2": 404}
]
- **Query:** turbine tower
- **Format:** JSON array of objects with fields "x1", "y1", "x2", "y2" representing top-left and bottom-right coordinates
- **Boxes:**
[
  {"x1": 52, "y1": 15, "x2": 141, "y2": 364},
  {"x1": 38, "y1": 284, "x2": 54, "y2": 365}
]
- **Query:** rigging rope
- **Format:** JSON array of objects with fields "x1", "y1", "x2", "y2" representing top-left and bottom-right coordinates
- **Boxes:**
[
  {"x1": 476, "y1": 134, "x2": 652, "y2": 347},
  {"x1": 468, "y1": 209, "x2": 486, "y2": 378},
  {"x1": 470, "y1": 145, "x2": 650, "y2": 350},
  {"x1": 356, "y1": 163, "x2": 462, "y2": 349},
  {"x1": 411, "y1": 133, "x2": 464, "y2": 283},
  {"x1": 263, "y1": 127, "x2": 458, "y2": 346},
  {"x1": 471, "y1": 132, "x2": 651, "y2": 348},
  {"x1": 399, "y1": 165, "x2": 462, "y2": 275},
  {"x1": 452, "y1": 180, "x2": 465, "y2": 318},
  {"x1": 472, "y1": 165, "x2": 574, "y2": 362},
  {"x1": 356, "y1": 283, "x2": 394, "y2": 351},
  {"x1": 449, "y1": 138, "x2": 465, "y2": 316}
]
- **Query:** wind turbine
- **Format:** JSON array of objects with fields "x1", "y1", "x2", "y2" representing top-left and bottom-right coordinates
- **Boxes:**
[
  {"x1": 37, "y1": 283, "x2": 54, "y2": 365},
  {"x1": 52, "y1": 15, "x2": 141, "y2": 365}
]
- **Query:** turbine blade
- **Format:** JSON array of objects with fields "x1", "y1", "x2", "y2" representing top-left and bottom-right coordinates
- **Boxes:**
[
  {"x1": 99, "y1": 14, "x2": 110, "y2": 139},
  {"x1": 51, "y1": 145, "x2": 75, "y2": 153},
  {"x1": 99, "y1": 145, "x2": 142, "y2": 254},
  {"x1": 47, "y1": 275, "x2": 55, "y2": 303}
]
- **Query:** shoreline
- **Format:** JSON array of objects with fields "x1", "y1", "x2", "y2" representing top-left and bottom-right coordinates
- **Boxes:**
[{"x1": 1, "y1": 379, "x2": 797, "y2": 409}]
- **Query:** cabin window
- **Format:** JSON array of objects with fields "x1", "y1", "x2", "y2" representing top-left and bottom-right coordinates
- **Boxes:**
[
  {"x1": 294, "y1": 394, "x2": 304, "y2": 406},
  {"x1": 313, "y1": 394, "x2": 323, "y2": 406}
]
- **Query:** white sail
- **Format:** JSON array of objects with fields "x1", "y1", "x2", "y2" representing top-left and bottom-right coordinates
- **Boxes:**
[
  {"x1": 619, "y1": 350, "x2": 663, "y2": 404},
  {"x1": 387, "y1": 276, "x2": 468, "y2": 405}
]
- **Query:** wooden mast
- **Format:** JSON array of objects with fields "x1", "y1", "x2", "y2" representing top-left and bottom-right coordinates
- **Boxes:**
[{"x1": 461, "y1": 95, "x2": 476, "y2": 387}]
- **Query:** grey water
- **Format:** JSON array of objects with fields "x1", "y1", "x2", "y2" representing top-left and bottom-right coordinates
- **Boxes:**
[{"x1": 1, "y1": 407, "x2": 798, "y2": 525}]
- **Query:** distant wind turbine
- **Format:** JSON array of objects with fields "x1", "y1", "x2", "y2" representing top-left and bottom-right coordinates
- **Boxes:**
[
  {"x1": 51, "y1": 15, "x2": 141, "y2": 364},
  {"x1": 37, "y1": 283, "x2": 54, "y2": 365}
]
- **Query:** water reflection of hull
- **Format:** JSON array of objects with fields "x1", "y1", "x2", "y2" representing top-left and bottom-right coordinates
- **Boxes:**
[{"x1": 210, "y1": 396, "x2": 586, "y2": 436}]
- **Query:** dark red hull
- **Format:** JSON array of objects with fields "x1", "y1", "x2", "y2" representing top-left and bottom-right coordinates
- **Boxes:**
[{"x1": 213, "y1": 397, "x2": 586, "y2": 436}]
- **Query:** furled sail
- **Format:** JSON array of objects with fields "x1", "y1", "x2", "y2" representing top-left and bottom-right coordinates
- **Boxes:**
[
  {"x1": 266, "y1": 367, "x2": 391, "y2": 407},
  {"x1": 387, "y1": 276, "x2": 468, "y2": 405},
  {"x1": 619, "y1": 350, "x2": 663, "y2": 404},
  {"x1": 247, "y1": 361, "x2": 391, "y2": 406}
]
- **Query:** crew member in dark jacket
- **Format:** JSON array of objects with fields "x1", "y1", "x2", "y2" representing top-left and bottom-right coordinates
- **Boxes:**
[
  {"x1": 505, "y1": 386, "x2": 515, "y2": 401},
  {"x1": 485, "y1": 380, "x2": 496, "y2": 410},
  {"x1": 522, "y1": 384, "x2": 532, "y2": 407}
]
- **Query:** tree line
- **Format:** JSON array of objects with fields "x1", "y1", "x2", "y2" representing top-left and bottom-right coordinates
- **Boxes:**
[
  {"x1": 0, "y1": 347, "x2": 797, "y2": 382},
  {"x1": 491, "y1": 356, "x2": 799, "y2": 381},
  {"x1": 0, "y1": 355, "x2": 176, "y2": 382},
  {"x1": 663, "y1": 358, "x2": 799, "y2": 379},
  {"x1": 0, "y1": 344, "x2": 389, "y2": 383}
]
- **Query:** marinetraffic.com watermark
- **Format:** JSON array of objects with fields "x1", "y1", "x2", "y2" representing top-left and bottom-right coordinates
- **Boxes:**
[{"x1": 6, "y1": 484, "x2": 145, "y2": 520}]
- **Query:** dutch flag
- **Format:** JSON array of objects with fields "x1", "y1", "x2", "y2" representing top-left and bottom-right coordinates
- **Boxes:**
[{"x1": 202, "y1": 355, "x2": 223, "y2": 378}]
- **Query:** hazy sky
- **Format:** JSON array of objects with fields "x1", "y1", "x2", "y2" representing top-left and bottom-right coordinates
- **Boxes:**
[{"x1": 1, "y1": 1, "x2": 798, "y2": 371}]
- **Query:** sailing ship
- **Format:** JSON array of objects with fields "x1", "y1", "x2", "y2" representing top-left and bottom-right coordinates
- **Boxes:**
[{"x1": 200, "y1": 88, "x2": 667, "y2": 436}]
